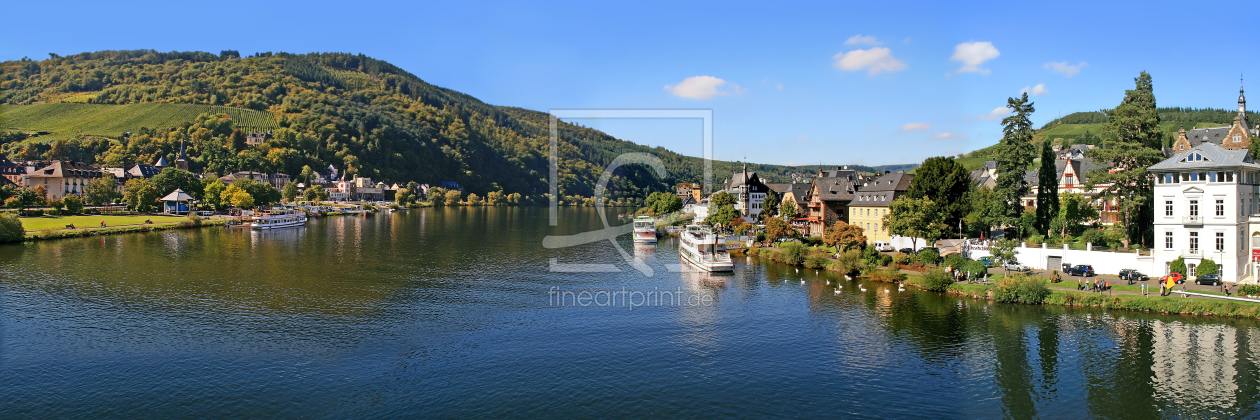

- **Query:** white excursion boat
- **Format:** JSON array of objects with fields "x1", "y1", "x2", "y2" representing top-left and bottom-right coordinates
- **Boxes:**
[
  {"x1": 250, "y1": 208, "x2": 308, "y2": 230},
  {"x1": 633, "y1": 216, "x2": 658, "y2": 243},
  {"x1": 678, "y1": 225, "x2": 733, "y2": 272}
]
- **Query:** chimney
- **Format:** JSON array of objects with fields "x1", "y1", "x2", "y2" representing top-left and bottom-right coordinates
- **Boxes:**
[{"x1": 884, "y1": 170, "x2": 891, "y2": 175}]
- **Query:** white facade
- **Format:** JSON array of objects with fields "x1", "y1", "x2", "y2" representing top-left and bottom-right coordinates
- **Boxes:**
[
  {"x1": 736, "y1": 192, "x2": 765, "y2": 220},
  {"x1": 1148, "y1": 143, "x2": 1257, "y2": 282}
]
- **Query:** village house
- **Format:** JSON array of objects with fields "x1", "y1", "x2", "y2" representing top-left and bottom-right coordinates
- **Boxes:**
[
  {"x1": 676, "y1": 183, "x2": 702, "y2": 203},
  {"x1": 1020, "y1": 156, "x2": 1120, "y2": 225},
  {"x1": 724, "y1": 164, "x2": 769, "y2": 220},
  {"x1": 246, "y1": 131, "x2": 272, "y2": 146},
  {"x1": 1170, "y1": 87, "x2": 1257, "y2": 154},
  {"x1": 1149, "y1": 142, "x2": 1254, "y2": 283},
  {"x1": 219, "y1": 171, "x2": 270, "y2": 184},
  {"x1": 969, "y1": 160, "x2": 998, "y2": 189},
  {"x1": 847, "y1": 171, "x2": 914, "y2": 244},
  {"x1": 20, "y1": 160, "x2": 108, "y2": 200},
  {"x1": 0, "y1": 156, "x2": 24, "y2": 186},
  {"x1": 805, "y1": 177, "x2": 857, "y2": 237}
]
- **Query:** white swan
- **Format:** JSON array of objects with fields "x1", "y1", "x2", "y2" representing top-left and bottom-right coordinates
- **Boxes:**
[
  {"x1": 801, "y1": 280, "x2": 805, "y2": 285},
  {"x1": 898, "y1": 284, "x2": 905, "y2": 292},
  {"x1": 826, "y1": 280, "x2": 831, "y2": 285},
  {"x1": 845, "y1": 275, "x2": 852, "y2": 281},
  {"x1": 883, "y1": 289, "x2": 889, "y2": 294},
  {"x1": 859, "y1": 286, "x2": 867, "y2": 292},
  {"x1": 795, "y1": 268, "x2": 799, "y2": 273},
  {"x1": 834, "y1": 289, "x2": 841, "y2": 295}
]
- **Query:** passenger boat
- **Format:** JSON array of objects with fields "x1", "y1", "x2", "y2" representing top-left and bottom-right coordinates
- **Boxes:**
[
  {"x1": 678, "y1": 225, "x2": 733, "y2": 272},
  {"x1": 250, "y1": 208, "x2": 307, "y2": 230},
  {"x1": 632, "y1": 216, "x2": 658, "y2": 243}
]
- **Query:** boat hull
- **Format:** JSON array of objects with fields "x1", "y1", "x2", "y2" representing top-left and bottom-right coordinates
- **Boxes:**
[
  {"x1": 633, "y1": 231, "x2": 658, "y2": 243},
  {"x1": 679, "y1": 250, "x2": 734, "y2": 272}
]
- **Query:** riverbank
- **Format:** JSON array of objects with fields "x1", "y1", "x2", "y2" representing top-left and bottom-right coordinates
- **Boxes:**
[
  {"x1": 22, "y1": 217, "x2": 228, "y2": 241},
  {"x1": 905, "y1": 273, "x2": 1260, "y2": 320}
]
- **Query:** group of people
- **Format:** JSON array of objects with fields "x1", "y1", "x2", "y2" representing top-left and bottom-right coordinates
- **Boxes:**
[{"x1": 1076, "y1": 278, "x2": 1111, "y2": 292}]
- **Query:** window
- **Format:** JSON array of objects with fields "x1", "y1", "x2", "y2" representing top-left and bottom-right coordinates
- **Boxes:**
[
  {"x1": 1228, "y1": 172, "x2": 1235, "y2": 182},
  {"x1": 1165, "y1": 231, "x2": 1173, "y2": 249},
  {"x1": 1210, "y1": 172, "x2": 1218, "y2": 182},
  {"x1": 1235, "y1": 134, "x2": 1243, "y2": 143},
  {"x1": 1188, "y1": 172, "x2": 1198, "y2": 181},
  {"x1": 1165, "y1": 200, "x2": 1173, "y2": 216},
  {"x1": 1216, "y1": 232, "x2": 1225, "y2": 251},
  {"x1": 1189, "y1": 264, "x2": 1198, "y2": 276},
  {"x1": 1189, "y1": 200, "x2": 1198, "y2": 216},
  {"x1": 1217, "y1": 199, "x2": 1225, "y2": 216},
  {"x1": 1190, "y1": 231, "x2": 1199, "y2": 251}
]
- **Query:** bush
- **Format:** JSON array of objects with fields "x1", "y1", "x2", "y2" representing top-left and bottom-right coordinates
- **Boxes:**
[
  {"x1": 916, "y1": 248, "x2": 941, "y2": 266},
  {"x1": 831, "y1": 249, "x2": 862, "y2": 275},
  {"x1": 0, "y1": 212, "x2": 23, "y2": 242},
  {"x1": 1169, "y1": 257, "x2": 1187, "y2": 278},
  {"x1": 942, "y1": 254, "x2": 967, "y2": 271},
  {"x1": 865, "y1": 267, "x2": 906, "y2": 283},
  {"x1": 1197, "y1": 259, "x2": 1219, "y2": 276},
  {"x1": 804, "y1": 253, "x2": 829, "y2": 269},
  {"x1": 916, "y1": 269, "x2": 954, "y2": 292},
  {"x1": 778, "y1": 242, "x2": 807, "y2": 266},
  {"x1": 892, "y1": 252, "x2": 911, "y2": 265},
  {"x1": 1240, "y1": 285, "x2": 1260, "y2": 296},
  {"x1": 962, "y1": 260, "x2": 988, "y2": 279},
  {"x1": 992, "y1": 275, "x2": 1050, "y2": 304},
  {"x1": 63, "y1": 194, "x2": 84, "y2": 215},
  {"x1": 1079, "y1": 228, "x2": 1109, "y2": 247},
  {"x1": 177, "y1": 213, "x2": 202, "y2": 228},
  {"x1": 803, "y1": 236, "x2": 824, "y2": 246}
]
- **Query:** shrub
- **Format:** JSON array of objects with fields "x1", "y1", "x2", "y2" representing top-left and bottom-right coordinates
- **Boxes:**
[
  {"x1": 48, "y1": 198, "x2": 64, "y2": 211},
  {"x1": 992, "y1": 275, "x2": 1050, "y2": 304},
  {"x1": 1169, "y1": 257, "x2": 1187, "y2": 278},
  {"x1": 865, "y1": 267, "x2": 907, "y2": 283},
  {"x1": 177, "y1": 213, "x2": 202, "y2": 228},
  {"x1": 916, "y1": 269, "x2": 954, "y2": 292},
  {"x1": 1197, "y1": 259, "x2": 1219, "y2": 276},
  {"x1": 1079, "y1": 228, "x2": 1109, "y2": 247},
  {"x1": 916, "y1": 248, "x2": 941, "y2": 265},
  {"x1": 942, "y1": 254, "x2": 967, "y2": 271},
  {"x1": 62, "y1": 194, "x2": 84, "y2": 215},
  {"x1": 779, "y1": 242, "x2": 806, "y2": 266},
  {"x1": 962, "y1": 260, "x2": 988, "y2": 279},
  {"x1": 804, "y1": 253, "x2": 829, "y2": 269},
  {"x1": 803, "y1": 236, "x2": 824, "y2": 247},
  {"x1": 1240, "y1": 285, "x2": 1260, "y2": 296},
  {"x1": 0, "y1": 212, "x2": 23, "y2": 242},
  {"x1": 831, "y1": 249, "x2": 862, "y2": 275},
  {"x1": 892, "y1": 252, "x2": 911, "y2": 265}
]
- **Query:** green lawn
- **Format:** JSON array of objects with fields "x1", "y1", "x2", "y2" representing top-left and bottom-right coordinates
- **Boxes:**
[{"x1": 18, "y1": 214, "x2": 188, "y2": 231}]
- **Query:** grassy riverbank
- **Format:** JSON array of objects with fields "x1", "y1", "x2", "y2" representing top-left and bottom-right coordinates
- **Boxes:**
[
  {"x1": 906, "y1": 273, "x2": 1260, "y2": 319},
  {"x1": 21, "y1": 214, "x2": 188, "y2": 231},
  {"x1": 23, "y1": 218, "x2": 227, "y2": 241}
]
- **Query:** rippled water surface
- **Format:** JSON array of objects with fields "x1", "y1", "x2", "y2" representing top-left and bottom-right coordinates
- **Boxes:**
[{"x1": 3, "y1": 207, "x2": 1260, "y2": 419}]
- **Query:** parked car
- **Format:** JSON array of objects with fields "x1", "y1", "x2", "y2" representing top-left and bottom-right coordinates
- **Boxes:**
[
  {"x1": 899, "y1": 248, "x2": 915, "y2": 255},
  {"x1": 1066, "y1": 264, "x2": 1095, "y2": 277},
  {"x1": 198, "y1": 210, "x2": 216, "y2": 216},
  {"x1": 874, "y1": 242, "x2": 895, "y2": 252},
  {"x1": 1161, "y1": 272, "x2": 1184, "y2": 285},
  {"x1": 1003, "y1": 262, "x2": 1029, "y2": 272},
  {"x1": 1118, "y1": 269, "x2": 1148, "y2": 283},
  {"x1": 978, "y1": 256, "x2": 995, "y2": 267},
  {"x1": 1196, "y1": 274, "x2": 1222, "y2": 286}
]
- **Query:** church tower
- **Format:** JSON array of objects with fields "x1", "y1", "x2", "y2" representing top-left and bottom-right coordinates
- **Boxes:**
[{"x1": 176, "y1": 139, "x2": 189, "y2": 171}]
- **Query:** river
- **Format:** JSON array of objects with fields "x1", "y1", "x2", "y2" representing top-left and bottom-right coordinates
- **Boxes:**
[{"x1": 2, "y1": 207, "x2": 1258, "y2": 419}]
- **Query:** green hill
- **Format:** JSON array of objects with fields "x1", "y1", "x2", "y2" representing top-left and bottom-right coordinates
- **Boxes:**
[
  {"x1": 0, "y1": 103, "x2": 277, "y2": 141},
  {"x1": 0, "y1": 50, "x2": 912, "y2": 203}
]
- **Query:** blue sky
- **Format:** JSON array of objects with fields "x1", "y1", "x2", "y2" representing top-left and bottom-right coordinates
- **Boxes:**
[{"x1": 3, "y1": 0, "x2": 1258, "y2": 166}]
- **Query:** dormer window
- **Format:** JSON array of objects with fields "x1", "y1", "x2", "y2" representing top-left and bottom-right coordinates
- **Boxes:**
[
  {"x1": 1184, "y1": 152, "x2": 1207, "y2": 162},
  {"x1": 1235, "y1": 135, "x2": 1243, "y2": 143}
]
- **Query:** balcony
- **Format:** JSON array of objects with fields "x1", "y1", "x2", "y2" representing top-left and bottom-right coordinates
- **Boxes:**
[
  {"x1": 807, "y1": 201, "x2": 822, "y2": 208},
  {"x1": 1183, "y1": 215, "x2": 1203, "y2": 225},
  {"x1": 1182, "y1": 249, "x2": 1202, "y2": 258}
]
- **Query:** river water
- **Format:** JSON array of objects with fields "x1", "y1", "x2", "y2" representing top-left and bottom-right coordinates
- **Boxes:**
[{"x1": 2, "y1": 207, "x2": 1258, "y2": 419}]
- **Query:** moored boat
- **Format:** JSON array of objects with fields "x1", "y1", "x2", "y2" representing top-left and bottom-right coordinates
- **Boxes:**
[
  {"x1": 632, "y1": 216, "x2": 658, "y2": 243},
  {"x1": 678, "y1": 224, "x2": 733, "y2": 272},
  {"x1": 250, "y1": 208, "x2": 307, "y2": 230}
]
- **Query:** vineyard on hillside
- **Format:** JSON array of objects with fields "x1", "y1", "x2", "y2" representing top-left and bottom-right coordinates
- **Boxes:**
[{"x1": 0, "y1": 103, "x2": 277, "y2": 141}]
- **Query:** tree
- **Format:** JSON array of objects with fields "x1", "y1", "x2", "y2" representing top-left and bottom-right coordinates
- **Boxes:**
[
  {"x1": 965, "y1": 186, "x2": 1004, "y2": 238},
  {"x1": 1057, "y1": 193, "x2": 1098, "y2": 236},
  {"x1": 0, "y1": 212, "x2": 23, "y2": 243},
  {"x1": 1035, "y1": 140, "x2": 1059, "y2": 235},
  {"x1": 781, "y1": 197, "x2": 798, "y2": 219},
  {"x1": 151, "y1": 168, "x2": 203, "y2": 200},
  {"x1": 762, "y1": 190, "x2": 780, "y2": 218},
  {"x1": 466, "y1": 193, "x2": 483, "y2": 205},
  {"x1": 823, "y1": 221, "x2": 866, "y2": 250},
  {"x1": 883, "y1": 196, "x2": 947, "y2": 251},
  {"x1": 486, "y1": 190, "x2": 503, "y2": 206},
  {"x1": 994, "y1": 93, "x2": 1037, "y2": 234},
  {"x1": 765, "y1": 217, "x2": 796, "y2": 241},
  {"x1": 445, "y1": 189, "x2": 462, "y2": 206},
  {"x1": 396, "y1": 188, "x2": 414, "y2": 206},
  {"x1": 705, "y1": 204, "x2": 739, "y2": 227},
  {"x1": 1169, "y1": 257, "x2": 1187, "y2": 278},
  {"x1": 223, "y1": 184, "x2": 255, "y2": 208},
  {"x1": 123, "y1": 178, "x2": 158, "y2": 213},
  {"x1": 232, "y1": 179, "x2": 280, "y2": 206},
  {"x1": 652, "y1": 193, "x2": 682, "y2": 214},
  {"x1": 299, "y1": 165, "x2": 314, "y2": 185},
  {"x1": 229, "y1": 129, "x2": 247, "y2": 153},
  {"x1": 1197, "y1": 258, "x2": 1219, "y2": 277},
  {"x1": 905, "y1": 156, "x2": 973, "y2": 237},
  {"x1": 62, "y1": 194, "x2": 84, "y2": 215},
  {"x1": 710, "y1": 191, "x2": 735, "y2": 207},
  {"x1": 990, "y1": 238, "x2": 1019, "y2": 274},
  {"x1": 1085, "y1": 71, "x2": 1165, "y2": 248},
  {"x1": 304, "y1": 184, "x2": 328, "y2": 202},
  {"x1": 428, "y1": 187, "x2": 447, "y2": 206},
  {"x1": 85, "y1": 176, "x2": 117, "y2": 205},
  {"x1": 204, "y1": 179, "x2": 226, "y2": 209},
  {"x1": 282, "y1": 181, "x2": 299, "y2": 202}
]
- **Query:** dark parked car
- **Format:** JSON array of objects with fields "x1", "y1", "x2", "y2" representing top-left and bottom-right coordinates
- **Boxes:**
[
  {"x1": 1119, "y1": 269, "x2": 1148, "y2": 284},
  {"x1": 1067, "y1": 264, "x2": 1095, "y2": 277},
  {"x1": 899, "y1": 248, "x2": 914, "y2": 254},
  {"x1": 979, "y1": 256, "x2": 995, "y2": 267},
  {"x1": 1196, "y1": 274, "x2": 1222, "y2": 286}
]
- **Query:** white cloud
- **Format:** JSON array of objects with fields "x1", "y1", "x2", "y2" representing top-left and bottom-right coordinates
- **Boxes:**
[
  {"x1": 950, "y1": 41, "x2": 1000, "y2": 75},
  {"x1": 1045, "y1": 61, "x2": 1087, "y2": 77},
  {"x1": 1020, "y1": 83, "x2": 1049, "y2": 97},
  {"x1": 900, "y1": 123, "x2": 931, "y2": 131},
  {"x1": 845, "y1": 34, "x2": 881, "y2": 46},
  {"x1": 663, "y1": 76, "x2": 744, "y2": 99},
  {"x1": 932, "y1": 132, "x2": 965, "y2": 139},
  {"x1": 832, "y1": 47, "x2": 907, "y2": 76},
  {"x1": 972, "y1": 106, "x2": 1012, "y2": 121},
  {"x1": 775, "y1": 83, "x2": 784, "y2": 91}
]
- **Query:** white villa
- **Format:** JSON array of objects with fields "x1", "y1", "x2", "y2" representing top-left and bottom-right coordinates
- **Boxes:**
[{"x1": 1148, "y1": 142, "x2": 1256, "y2": 282}]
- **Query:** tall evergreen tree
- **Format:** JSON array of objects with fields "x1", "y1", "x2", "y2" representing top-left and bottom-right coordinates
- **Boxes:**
[
  {"x1": 994, "y1": 93, "x2": 1036, "y2": 236},
  {"x1": 906, "y1": 156, "x2": 973, "y2": 238},
  {"x1": 1035, "y1": 140, "x2": 1059, "y2": 234},
  {"x1": 1085, "y1": 71, "x2": 1164, "y2": 248}
]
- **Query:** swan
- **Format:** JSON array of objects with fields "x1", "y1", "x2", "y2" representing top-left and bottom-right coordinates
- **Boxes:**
[
  {"x1": 845, "y1": 275, "x2": 852, "y2": 281},
  {"x1": 795, "y1": 268, "x2": 799, "y2": 273},
  {"x1": 826, "y1": 280, "x2": 831, "y2": 285},
  {"x1": 801, "y1": 280, "x2": 805, "y2": 285},
  {"x1": 897, "y1": 284, "x2": 905, "y2": 292},
  {"x1": 834, "y1": 289, "x2": 841, "y2": 295},
  {"x1": 883, "y1": 289, "x2": 889, "y2": 294},
  {"x1": 859, "y1": 286, "x2": 867, "y2": 292}
]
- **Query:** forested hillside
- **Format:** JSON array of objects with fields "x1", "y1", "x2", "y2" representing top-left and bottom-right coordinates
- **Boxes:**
[{"x1": 0, "y1": 50, "x2": 906, "y2": 204}]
